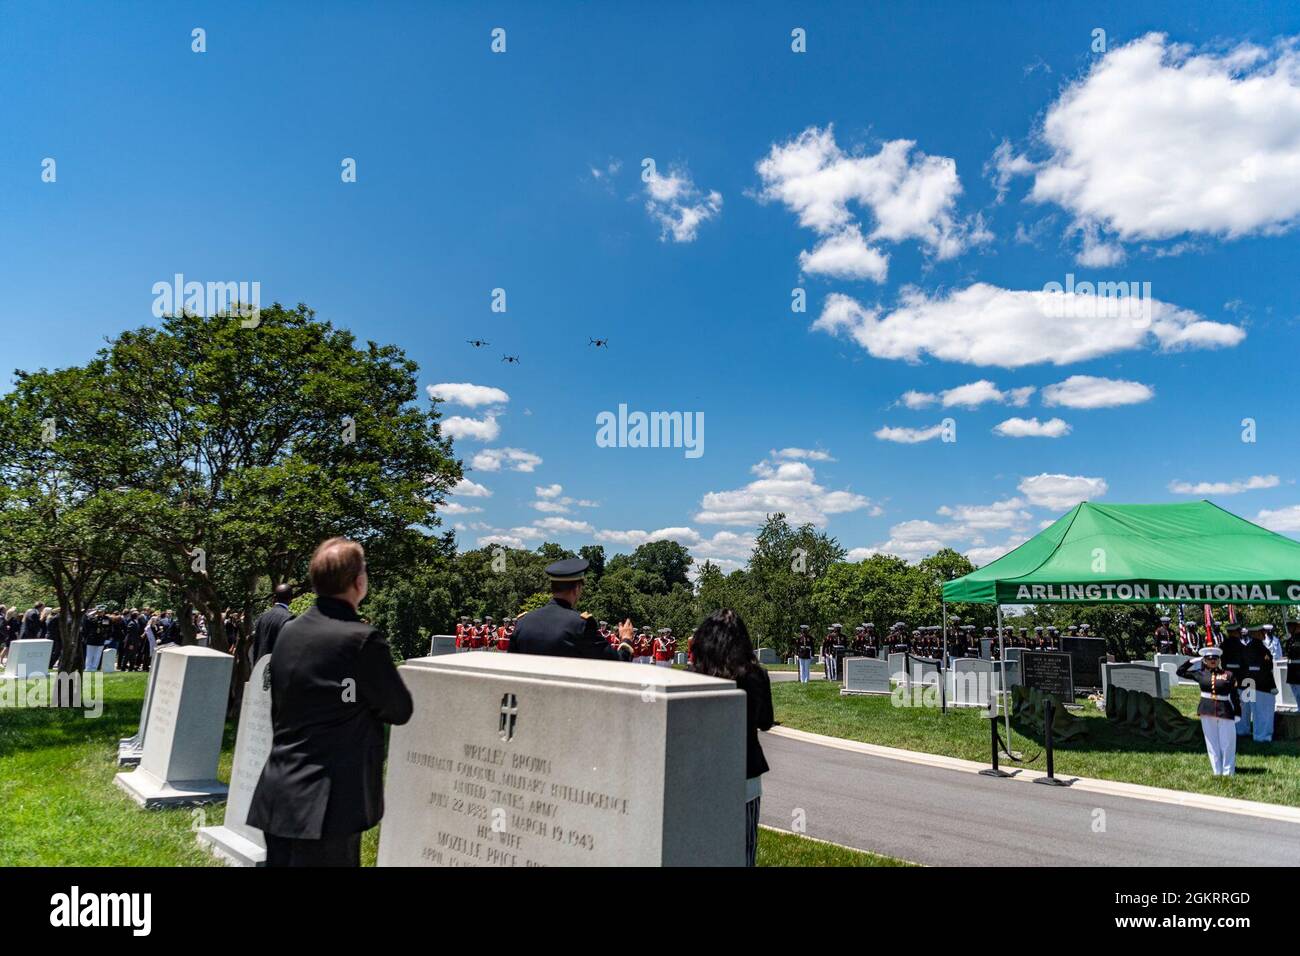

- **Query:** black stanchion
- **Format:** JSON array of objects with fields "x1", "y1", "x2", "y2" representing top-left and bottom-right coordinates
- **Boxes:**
[
  {"x1": 1034, "y1": 697, "x2": 1070, "y2": 787},
  {"x1": 978, "y1": 706, "x2": 1012, "y2": 778}
]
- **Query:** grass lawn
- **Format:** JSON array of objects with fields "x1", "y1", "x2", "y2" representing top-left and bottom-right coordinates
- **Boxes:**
[
  {"x1": 771, "y1": 680, "x2": 1300, "y2": 807},
  {"x1": 0, "y1": 672, "x2": 904, "y2": 867}
]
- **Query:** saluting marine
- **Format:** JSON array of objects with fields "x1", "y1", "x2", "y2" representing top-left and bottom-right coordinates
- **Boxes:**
[{"x1": 1177, "y1": 646, "x2": 1242, "y2": 775}]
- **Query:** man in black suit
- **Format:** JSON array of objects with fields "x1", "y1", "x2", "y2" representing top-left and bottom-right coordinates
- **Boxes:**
[
  {"x1": 19, "y1": 603, "x2": 43, "y2": 641},
  {"x1": 251, "y1": 584, "x2": 295, "y2": 663},
  {"x1": 247, "y1": 537, "x2": 413, "y2": 867},
  {"x1": 509, "y1": 558, "x2": 633, "y2": 660}
]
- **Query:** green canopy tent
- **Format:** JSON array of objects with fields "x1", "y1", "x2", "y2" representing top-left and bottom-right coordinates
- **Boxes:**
[
  {"x1": 943, "y1": 501, "x2": 1300, "y2": 606},
  {"x1": 939, "y1": 501, "x2": 1300, "y2": 734}
]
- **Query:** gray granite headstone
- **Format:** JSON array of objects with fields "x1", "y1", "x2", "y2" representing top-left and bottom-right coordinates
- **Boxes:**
[
  {"x1": 429, "y1": 634, "x2": 457, "y2": 656},
  {"x1": 378, "y1": 653, "x2": 746, "y2": 866},
  {"x1": 197, "y1": 655, "x2": 273, "y2": 866},
  {"x1": 101, "y1": 648, "x2": 118, "y2": 673},
  {"x1": 841, "y1": 657, "x2": 891, "y2": 696},
  {"x1": 114, "y1": 647, "x2": 233, "y2": 807},
  {"x1": 755, "y1": 647, "x2": 779, "y2": 665},
  {"x1": 1103, "y1": 661, "x2": 1169, "y2": 700}
]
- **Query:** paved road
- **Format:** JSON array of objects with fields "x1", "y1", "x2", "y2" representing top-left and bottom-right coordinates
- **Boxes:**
[{"x1": 758, "y1": 731, "x2": 1300, "y2": 866}]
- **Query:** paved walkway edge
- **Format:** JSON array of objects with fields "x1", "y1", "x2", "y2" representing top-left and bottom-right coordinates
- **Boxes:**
[{"x1": 766, "y1": 725, "x2": 1300, "y2": 825}]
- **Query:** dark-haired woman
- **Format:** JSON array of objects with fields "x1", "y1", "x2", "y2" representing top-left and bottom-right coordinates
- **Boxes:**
[
  {"x1": 690, "y1": 609, "x2": 774, "y2": 867},
  {"x1": 1177, "y1": 646, "x2": 1241, "y2": 776}
]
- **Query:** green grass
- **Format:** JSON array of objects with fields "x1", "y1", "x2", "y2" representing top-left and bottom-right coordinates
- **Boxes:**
[
  {"x1": 771, "y1": 680, "x2": 1300, "y2": 807},
  {"x1": 756, "y1": 826, "x2": 913, "y2": 867},
  {"x1": 0, "y1": 673, "x2": 898, "y2": 867}
]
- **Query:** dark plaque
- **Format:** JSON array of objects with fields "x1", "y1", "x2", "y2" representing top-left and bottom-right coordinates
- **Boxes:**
[
  {"x1": 1021, "y1": 650, "x2": 1074, "y2": 699},
  {"x1": 1060, "y1": 636, "x2": 1105, "y2": 689}
]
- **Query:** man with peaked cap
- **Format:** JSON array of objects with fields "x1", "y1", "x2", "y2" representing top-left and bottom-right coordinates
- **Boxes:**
[
  {"x1": 509, "y1": 558, "x2": 633, "y2": 660},
  {"x1": 1261, "y1": 623, "x2": 1283, "y2": 661},
  {"x1": 1219, "y1": 621, "x2": 1278, "y2": 740},
  {"x1": 850, "y1": 625, "x2": 868, "y2": 659},
  {"x1": 1154, "y1": 616, "x2": 1174, "y2": 654},
  {"x1": 794, "y1": 624, "x2": 814, "y2": 683}
]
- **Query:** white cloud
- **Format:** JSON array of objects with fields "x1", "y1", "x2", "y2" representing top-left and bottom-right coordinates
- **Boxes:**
[
  {"x1": 1030, "y1": 34, "x2": 1300, "y2": 259},
  {"x1": 1256, "y1": 505, "x2": 1300, "y2": 532},
  {"x1": 798, "y1": 228, "x2": 890, "y2": 281},
  {"x1": 471, "y1": 448, "x2": 543, "y2": 473},
  {"x1": 529, "y1": 484, "x2": 599, "y2": 514},
  {"x1": 695, "y1": 458, "x2": 873, "y2": 527},
  {"x1": 441, "y1": 501, "x2": 484, "y2": 516},
  {"x1": 1018, "y1": 473, "x2": 1108, "y2": 510},
  {"x1": 532, "y1": 517, "x2": 594, "y2": 535},
  {"x1": 643, "y1": 165, "x2": 722, "y2": 242},
  {"x1": 451, "y1": 477, "x2": 492, "y2": 498},
  {"x1": 986, "y1": 139, "x2": 1037, "y2": 203},
  {"x1": 1041, "y1": 375, "x2": 1155, "y2": 408},
  {"x1": 1169, "y1": 475, "x2": 1280, "y2": 495},
  {"x1": 874, "y1": 423, "x2": 948, "y2": 444},
  {"x1": 442, "y1": 413, "x2": 500, "y2": 442},
  {"x1": 901, "y1": 380, "x2": 1035, "y2": 409},
  {"x1": 478, "y1": 534, "x2": 528, "y2": 549},
  {"x1": 993, "y1": 416, "x2": 1071, "y2": 438},
  {"x1": 427, "y1": 382, "x2": 510, "y2": 408},
  {"x1": 813, "y1": 284, "x2": 1243, "y2": 368},
  {"x1": 936, "y1": 498, "x2": 1032, "y2": 531},
  {"x1": 756, "y1": 126, "x2": 986, "y2": 282},
  {"x1": 770, "y1": 447, "x2": 836, "y2": 462}
]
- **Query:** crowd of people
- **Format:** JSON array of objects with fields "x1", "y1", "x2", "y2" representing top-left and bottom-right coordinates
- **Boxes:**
[
  {"x1": 0, "y1": 601, "x2": 252, "y2": 672},
  {"x1": 454, "y1": 615, "x2": 687, "y2": 665}
]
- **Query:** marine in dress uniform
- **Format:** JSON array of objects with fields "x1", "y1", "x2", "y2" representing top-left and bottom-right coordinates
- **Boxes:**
[
  {"x1": 1177, "y1": 646, "x2": 1242, "y2": 776},
  {"x1": 1221, "y1": 622, "x2": 1277, "y2": 740},
  {"x1": 794, "y1": 625, "x2": 814, "y2": 683},
  {"x1": 1154, "y1": 617, "x2": 1174, "y2": 654},
  {"x1": 508, "y1": 558, "x2": 633, "y2": 661},
  {"x1": 654, "y1": 629, "x2": 674, "y2": 667},
  {"x1": 821, "y1": 626, "x2": 840, "y2": 681}
]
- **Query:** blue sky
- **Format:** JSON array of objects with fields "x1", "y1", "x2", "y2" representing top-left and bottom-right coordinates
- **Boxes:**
[{"x1": 4, "y1": 0, "x2": 1300, "y2": 571}]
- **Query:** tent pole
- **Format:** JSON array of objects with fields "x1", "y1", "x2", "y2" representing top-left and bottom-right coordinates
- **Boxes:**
[
  {"x1": 940, "y1": 598, "x2": 948, "y2": 715},
  {"x1": 997, "y1": 603, "x2": 1010, "y2": 746}
]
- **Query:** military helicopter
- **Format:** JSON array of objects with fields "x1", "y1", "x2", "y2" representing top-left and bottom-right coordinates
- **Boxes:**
[
  {"x1": 588, "y1": 337, "x2": 609, "y2": 349},
  {"x1": 501, "y1": 354, "x2": 520, "y2": 364},
  {"x1": 466, "y1": 339, "x2": 490, "y2": 348}
]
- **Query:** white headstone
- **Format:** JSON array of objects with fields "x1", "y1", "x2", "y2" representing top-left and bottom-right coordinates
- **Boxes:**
[
  {"x1": 101, "y1": 648, "x2": 118, "y2": 673},
  {"x1": 887, "y1": 652, "x2": 907, "y2": 684},
  {"x1": 197, "y1": 655, "x2": 273, "y2": 865},
  {"x1": 429, "y1": 634, "x2": 457, "y2": 656},
  {"x1": 1276, "y1": 662, "x2": 1297, "y2": 712},
  {"x1": 1, "y1": 639, "x2": 52, "y2": 680},
  {"x1": 114, "y1": 646, "x2": 233, "y2": 807},
  {"x1": 948, "y1": 658, "x2": 994, "y2": 707},
  {"x1": 676, "y1": 652, "x2": 688, "y2": 665},
  {"x1": 841, "y1": 657, "x2": 891, "y2": 696},
  {"x1": 1103, "y1": 661, "x2": 1170, "y2": 700},
  {"x1": 118, "y1": 664, "x2": 161, "y2": 766},
  {"x1": 1155, "y1": 653, "x2": 1195, "y2": 686},
  {"x1": 377, "y1": 653, "x2": 746, "y2": 867}
]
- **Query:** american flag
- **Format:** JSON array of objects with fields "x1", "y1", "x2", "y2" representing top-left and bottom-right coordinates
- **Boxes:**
[{"x1": 1176, "y1": 605, "x2": 1192, "y2": 652}]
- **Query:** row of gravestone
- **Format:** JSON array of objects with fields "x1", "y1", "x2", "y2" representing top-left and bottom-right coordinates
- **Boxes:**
[
  {"x1": 0, "y1": 639, "x2": 120, "y2": 679},
  {"x1": 111, "y1": 640, "x2": 750, "y2": 867}
]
